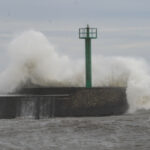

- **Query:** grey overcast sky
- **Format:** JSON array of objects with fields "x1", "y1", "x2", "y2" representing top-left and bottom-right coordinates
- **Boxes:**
[{"x1": 0, "y1": 0, "x2": 150, "y2": 70}]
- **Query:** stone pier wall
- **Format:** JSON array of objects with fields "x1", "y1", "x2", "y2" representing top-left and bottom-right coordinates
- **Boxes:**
[{"x1": 0, "y1": 87, "x2": 128, "y2": 118}]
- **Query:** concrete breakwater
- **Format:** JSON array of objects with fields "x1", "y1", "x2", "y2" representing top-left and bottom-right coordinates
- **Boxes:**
[{"x1": 0, "y1": 87, "x2": 128, "y2": 119}]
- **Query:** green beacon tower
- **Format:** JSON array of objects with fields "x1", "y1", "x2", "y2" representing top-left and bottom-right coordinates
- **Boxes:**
[{"x1": 79, "y1": 25, "x2": 97, "y2": 88}]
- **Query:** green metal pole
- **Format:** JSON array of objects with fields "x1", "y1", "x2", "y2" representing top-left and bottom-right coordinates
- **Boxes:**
[{"x1": 85, "y1": 25, "x2": 92, "y2": 88}]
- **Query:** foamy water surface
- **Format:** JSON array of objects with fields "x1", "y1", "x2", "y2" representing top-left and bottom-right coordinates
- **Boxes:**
[{"x1": 0, "y1": 111, "x2": 150, "y2": 150}]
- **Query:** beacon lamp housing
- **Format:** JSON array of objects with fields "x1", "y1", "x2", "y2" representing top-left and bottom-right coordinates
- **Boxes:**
[{"x1": 79, "y1": 27, "x2": 97, "y2": 39}]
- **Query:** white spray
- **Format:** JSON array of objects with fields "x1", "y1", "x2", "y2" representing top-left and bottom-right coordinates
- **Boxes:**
[
  {"x1": 0, "y1": 30, "x2": 84, "y2": 93},
  {"x1": 0, "y1": 30, "x2": 150, "y2": 113}
]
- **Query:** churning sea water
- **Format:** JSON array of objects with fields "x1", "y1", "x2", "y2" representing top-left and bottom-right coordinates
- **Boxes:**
[
  {"x1": 0, "y1": 110, "x2": 150, "y2": 150},
  {"x1": 1, "y1": 30, "x2": 150, "y2": 149}
]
